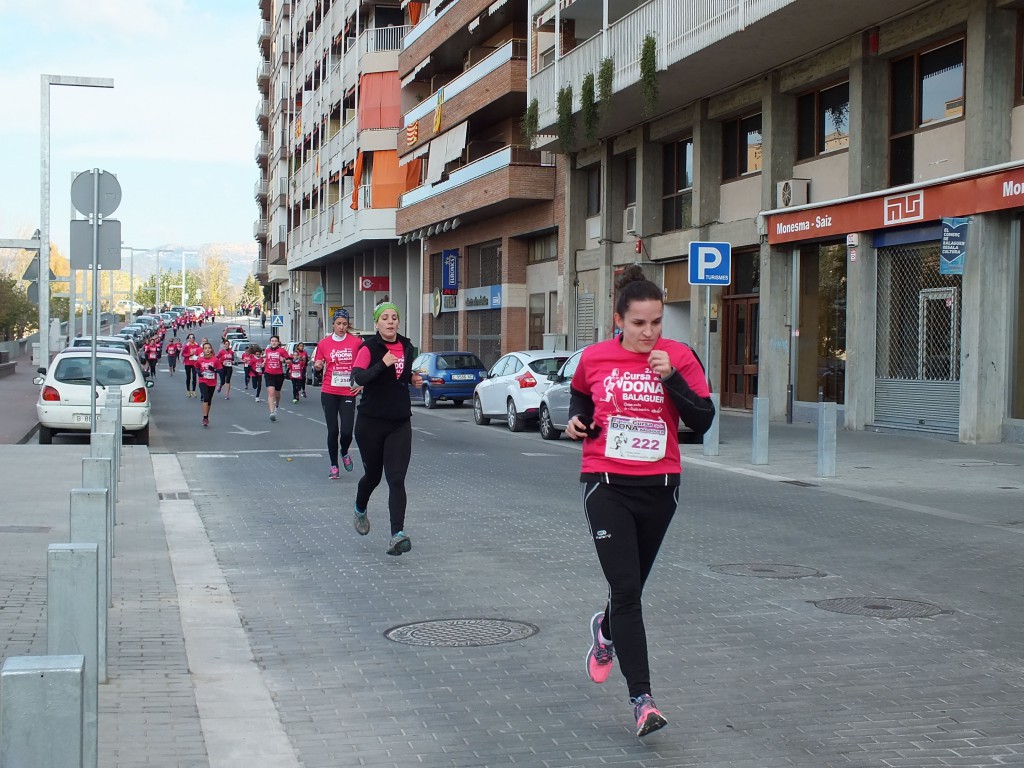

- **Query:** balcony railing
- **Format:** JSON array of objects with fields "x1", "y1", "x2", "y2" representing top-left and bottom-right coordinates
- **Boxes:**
[
  {"x1": 254, "y1": 180, "x2": 268, "y2": 199},
  {"x1": 254, "y1": 219, "x2": 268, "y2": 238},
  {"x1": 403, "y1": 39, "x2": 525, "y2": 128},
  {"x1": 363, "y1": 25, "x2": 411, "y2": 53},
  {"x1": 255, "y1": 99, "x2": 269, "y2": 122},
  {"x1": 403, "y1": 0, "x2": 460, "y2": 50},
  {"x1": 255, "y1": 257, "x2": 268, "y2": 276},
  {"x1": 254, "y1": 140, "x2": 269, "y2": 161},
  {"x1": 257, "y1": 20, "x2": 270, "y2": 43},
  {"x1": 532, "y1": 0, "x2": 792, "y2": 127},
  {"x1": 257, "y1": 60, "x2": 270, "y2": 82},
  {"x1": 400, "y1": 145, "x2": 553, "y2": 207}
]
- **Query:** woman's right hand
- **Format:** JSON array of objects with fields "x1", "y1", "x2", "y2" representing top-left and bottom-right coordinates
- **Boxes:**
[
  {"x1": 565, "y1": 416, "x2": 592, "y2": 441},
  {"x1": 382, "y1": 351, "x2": 399, "y2": 367},
  {"x1": 313, "y1": 360, "x2": 324, "y2": 371}
]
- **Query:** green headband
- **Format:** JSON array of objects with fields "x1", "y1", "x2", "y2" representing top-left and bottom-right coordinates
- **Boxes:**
[{"x1": 373, "y1": 301, "x2": 399, "y2": 323}]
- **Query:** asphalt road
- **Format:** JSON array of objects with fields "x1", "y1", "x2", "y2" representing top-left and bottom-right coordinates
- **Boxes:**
[{"x1": 127, "y1": 322, "x2": 1024, "y2": 767}]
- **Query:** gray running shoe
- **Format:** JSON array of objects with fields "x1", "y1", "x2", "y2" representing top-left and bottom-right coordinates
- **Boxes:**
[
  {"x1": 353, "y1": 505, "x2": 370, "y2": 536},
  {"x1": 386, "y1": 531, "x2": 411, "y2": 556}
]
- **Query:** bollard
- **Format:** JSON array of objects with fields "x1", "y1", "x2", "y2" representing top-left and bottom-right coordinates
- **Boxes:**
[
  {"x1": 90, "y1": 431, "x2": 117, "y2": 526},
  {"x1": 818, "y1": 401, "x2": 837, "y2": 478},
  {"x1": 83, "y1": 454, "x2": 115, "y2": 565},
  {"x1": 71, "y1": 486, "x2": 110, "y2": 689},
  {"x1": 752, "y1": 397, "x2": 769, "y2": 465},
  {"x1": 47, "y1": 543, "x2": 98, "y2": 768},
  {"x1": 1, "y1": 654, "x2": 86, "y2": 768},
  {"x1": 702, "y1": 393, "x2": 720, "y2": 457}
]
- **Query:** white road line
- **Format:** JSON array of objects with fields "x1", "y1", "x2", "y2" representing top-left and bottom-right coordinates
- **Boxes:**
[{"x1": 195, "y1": 454, "x2": 239, "y2": 459}]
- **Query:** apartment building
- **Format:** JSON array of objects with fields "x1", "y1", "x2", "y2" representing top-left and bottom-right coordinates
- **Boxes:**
[
  {"x1": 528, "y1": 0, "x2": 1024, "y2": 443},
  {"x1": 257, "y1": 0, "x2": 423, "y2": 342},
  {"x1": 394, "y1": 0, "x2": 566, "y2": 366}
]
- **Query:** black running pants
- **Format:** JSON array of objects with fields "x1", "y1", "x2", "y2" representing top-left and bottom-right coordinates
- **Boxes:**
[
  {"x1": 581, "y1": 482, "x2": 678, "y2": 699},
  {"x1": 321, "y1": 393, "x2": 356, "y2": 467},
  {"x1": 355, "y1": 415, "x2": 412, "y2": 536},
  {"x1": 185, "y1": 366, "x2": 197, "y2": 391}
]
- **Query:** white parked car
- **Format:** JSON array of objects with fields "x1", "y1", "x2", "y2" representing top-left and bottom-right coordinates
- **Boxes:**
[
  {"x1": 537, "y1": 347, "x2": 586, "y2": 440},
  {"x1": 34, "y1": 347, "x2": 154, "y2": 445},
  {"x1": 69, "y1": 335, "x2": 139, "y2": 360},
  {"x1": 473, "y1": 350, "x2": 570, "y2": 432}
]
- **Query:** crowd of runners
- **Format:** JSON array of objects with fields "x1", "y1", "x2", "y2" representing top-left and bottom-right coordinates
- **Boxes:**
[{"x1": 133, "y1": 275, "x2": 715, "y2": 739}]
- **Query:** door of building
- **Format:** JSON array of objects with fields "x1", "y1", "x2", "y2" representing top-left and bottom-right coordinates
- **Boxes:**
[{"x1": 722, "y1": 296, "x2": 759, "y2": 409}]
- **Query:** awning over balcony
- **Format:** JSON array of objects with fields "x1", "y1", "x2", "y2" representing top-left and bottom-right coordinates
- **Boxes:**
[{"x1": 426, "y1": 121, "x2": 468, "y2": 184}]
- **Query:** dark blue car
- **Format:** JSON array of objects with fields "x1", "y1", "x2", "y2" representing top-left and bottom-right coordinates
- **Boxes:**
[{"x1": 408, "y1": 351, "x2": 488, "y2": 409}]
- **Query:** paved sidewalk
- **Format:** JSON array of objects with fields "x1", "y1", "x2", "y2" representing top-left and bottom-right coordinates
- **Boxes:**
[{"x1": 0, "y1": 342, "x2": 44, "y2": 444}]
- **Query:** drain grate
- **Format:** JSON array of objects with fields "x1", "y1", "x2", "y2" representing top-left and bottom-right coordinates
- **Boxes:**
[
  {"x1": 812, "y1": 597, "x2": 947, "y2": 619},
  {"x1": 0, "y1": 526, "x2": 52, "y2": 534},
  {"x1": 385, "y1": 618, "x2": 539, "y2": 647},
  {"x1": 711, "y1": 563, "x2": 825, "y2": 579},
  {"x1": 158, "y1": 491, "x2": 191, "y2": 500}
]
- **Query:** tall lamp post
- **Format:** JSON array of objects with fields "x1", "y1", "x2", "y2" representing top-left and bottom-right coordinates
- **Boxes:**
[
  {"x1": 40, "y1": 74, "x2": 114, "y2": 368},
  {"x1": 156, "y1": 249, "x2": 174, "y2": 310},
  {"x1": 121, "y1": 245, "x2": 153, "y2": 314}
]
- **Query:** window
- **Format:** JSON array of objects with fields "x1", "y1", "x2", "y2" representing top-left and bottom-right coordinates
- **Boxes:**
[
  {"x1": 722, "y1": 113, "x2": 762, "y2": 181},
  {"x1": 797, "y1": 82, "x2": 850, "y2": 160},
  {"x1": 624, "y1": 153, "x2": 637, "y2": 206},
  {"x1": 527, "y1": 233, "x2": 557, "y2": 264},
  {"x1": 529, "y1": 293, "x2": 545, "y2": 349},
  {"x1": 586, "y1": 166, "x2": 601, "y2": 216},
  {"x1": 890, "y1": 39, "x2": 965, "y2": 185},
  {"x1": 662, "y1": 138, "x2": 693, "y2": 231}
]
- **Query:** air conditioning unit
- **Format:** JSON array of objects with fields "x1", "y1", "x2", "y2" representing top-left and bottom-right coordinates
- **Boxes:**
[
  {"x1": 776, "y1": 178, "x2": 809, "y2": 208},
  {"x1": 586, "y1": 216, "x2": 601, "y2": 241},
  {"x1": 624, "y1": 205, "x2": 638, "y2": 235}
]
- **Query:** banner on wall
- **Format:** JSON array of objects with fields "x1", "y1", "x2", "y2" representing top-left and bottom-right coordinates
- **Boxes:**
[
  {"x1": 940, "y1": 217, "x2": 970, "y2": 275},
  {"x1": 442, "y1": 249, "x2": 459, "y2": 294}
]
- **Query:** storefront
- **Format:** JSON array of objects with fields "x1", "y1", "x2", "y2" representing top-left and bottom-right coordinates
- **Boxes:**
[{"x1": 765, "y1": 161, "x2": 1024, "y2": 443}]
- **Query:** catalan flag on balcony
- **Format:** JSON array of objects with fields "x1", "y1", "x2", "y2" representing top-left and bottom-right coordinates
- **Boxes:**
[
  {"x1": 294, "y1": 117, "x2": 302, "y2": 139},
  {"x1": 432, "y1": 88, "x2": 444, "y2": 134},
  {"x1": 406, "y1": 120, "x2": 419, "y2": 147}
]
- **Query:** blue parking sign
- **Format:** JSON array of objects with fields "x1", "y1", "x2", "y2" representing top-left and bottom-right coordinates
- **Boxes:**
[{"x1": 688, "y1": 241, "x2": 732, "y2": 285}]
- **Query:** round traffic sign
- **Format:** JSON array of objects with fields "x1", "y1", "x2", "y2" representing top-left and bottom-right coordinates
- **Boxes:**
[{"x1": 70, "y1": 169, "x2": 122, "y2": 218}]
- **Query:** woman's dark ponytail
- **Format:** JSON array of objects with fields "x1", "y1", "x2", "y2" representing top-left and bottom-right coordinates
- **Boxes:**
[{"x1": 614, "y1": 264, "x2": 662, "y2": 317}]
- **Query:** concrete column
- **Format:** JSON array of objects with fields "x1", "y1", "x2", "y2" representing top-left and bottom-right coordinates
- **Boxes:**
[
  {"x1": 691, "y1": 100, "x2": 723, "y2": 380},
  {"x1": 1, "y1": 655, "x2": 85, "y2": 768},
  {"x1": 843, "y1": 233, "x2": 878, "y2": 430},
  {"x1": 599, "y1": 141, "x2": 616, "y2": 335},
  {"x1": 959, "y1": 213, "x2": 1014, "y2": 443},
  {"x1": 964, "y1": 1, "x2": 1015, "y2": 170},
  {"x1": 636, "y1": 126, "x2": 661, "y2": 245},
  {"x1": 70, "y1": 487, "x2": 109, "y2": 683},
  {"x1": 91, "y1": 431, "x2": 117, "y2": 528},
  {"x1": 566, "y1": 155, "x2": 590, "y2": 347},
  {"x1": 47, "y1": 543, "x2": 98, "y2": 768},
  {"x1": 847, "y1": 32, "x2": 888, "y2": 194},
  {"x1": 759, "y1": 73, "x2": 795, "y2": 419},
  {"x1": 82, "y1": 455, "x2": 114, "y2": 582}
]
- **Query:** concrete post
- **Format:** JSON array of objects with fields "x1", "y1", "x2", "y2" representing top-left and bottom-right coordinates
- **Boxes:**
[
  {"x1": 843, "y1": 232, "x2": 877, "y2": 430},
  {"x1": 90, "y1": 431, "x2": 117, "y2": 527},
  {"x1": 847, "y1": 32, "x2": 888, "y2": 195},
  {"x1": 702, "y1": 392, "x2": 720, "y2": 456},
  {"x1": 752, "y1": 396, "x2": 769, "y2": 465},
  {"x1": 1, "y1": 654, "x2": 86, "y2": 768},
  {"x1": 47, "y1": 543, "x2": 98, "y2": 768},
  {"x1": 82, "y1": 455, "x2": 114, "y2": 579},
  {"x1": 817, "y1": 401, "x2": 837, "y2": 478},
  {"x1": 68, "y1": 488, "x2": 110, "y2": 684},
  {"x1": 964, "y1": 1, "x2": 1014, "y2": 170},
  {"x1": 691, "y1": 99, "x2": 722, "y2": 379}
]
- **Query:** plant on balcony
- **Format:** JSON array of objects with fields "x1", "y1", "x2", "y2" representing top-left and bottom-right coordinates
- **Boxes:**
[
  {"x1": 557, "y1": 85, "x2": 575, "y2": 154},
  {"x1": 598, "y1": 57, "x2": 614, "y2": 106},
  {"x1": 581, "y1": 73, "x2": 598, "y2": 140},
  {"x1": 640, "y1": 33, "x2": 658, "y2": 116},
  {"x1": 520, "y1": 98, "x2": 540, "y2": 148}
]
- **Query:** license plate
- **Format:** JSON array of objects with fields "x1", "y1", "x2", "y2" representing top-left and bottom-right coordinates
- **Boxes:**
[
  {"x1": 450, "y1": 374, "x2": 474, "y2": 380},
  {"x1": 73, "y1": 414, "x2": 91, "y2": 424}
]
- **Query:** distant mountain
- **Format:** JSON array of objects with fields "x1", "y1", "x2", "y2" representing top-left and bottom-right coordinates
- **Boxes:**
[{"x1": 124, "y1": 242, "x2": 258, "y2": 288}]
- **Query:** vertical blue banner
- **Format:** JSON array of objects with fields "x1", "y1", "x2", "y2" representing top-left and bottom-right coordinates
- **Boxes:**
[
  {"x1": 442, "y1": 249, "x2": 459, "y2": 294},
  {"x1": 940, "y1": 217, "x2": 969, "y2": 275}
]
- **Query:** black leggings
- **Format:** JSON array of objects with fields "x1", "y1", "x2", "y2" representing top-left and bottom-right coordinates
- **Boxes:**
[
  {"x1": 219, "y1": 366, "x2": 234, "y2": 386},
  {"x1": 251, "y1": 373, "x2": 263, "y2": 397},
  {"x1": 291, "y1": 377, "x2": 304, "y2": 399},
  {"x1": 185, "y1": 366, "x2": 197, "y2": 391},
  {"x1": 167, "y1": 354, "x2": 178, "y2": 371},
  {"x1": 198, "y1": 382, "x2": 216, "y2": 404},
  {"x1": 321, "y1": 393, "x2": 356, "y2": 467},
  {"x1": 581, "y1": 482, "x2": 678, "y2": 699},
  {"x1": 354, "y1": 415, "x2": 412, "y2": 536}
]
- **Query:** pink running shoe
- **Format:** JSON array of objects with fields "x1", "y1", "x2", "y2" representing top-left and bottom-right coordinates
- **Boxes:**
[
  {"x1": 329, "y1": 466, "x2": 340, "y2": 480},
  {"x1": 585, "y1": 612, "x2": 614, "y2": 684},
  {"x1": 630, "y1": 694, "x2": 668, "y2": 737},
  {"x1": 342, "y1": 454, "x2": 354, "y2": 472}
]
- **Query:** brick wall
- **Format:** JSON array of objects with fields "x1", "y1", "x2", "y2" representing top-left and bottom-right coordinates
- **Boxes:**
[{"x1": 399, "y1": 0, "x2": 493, "y2": 78}]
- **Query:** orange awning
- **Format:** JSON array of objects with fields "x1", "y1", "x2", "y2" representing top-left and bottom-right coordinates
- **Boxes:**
[
  {"x1": 370, "y1": 150, "x2": 404, "y2": 209},
  {"x1": 350, "y1": 152, "x2": 364, "y2": 210}
]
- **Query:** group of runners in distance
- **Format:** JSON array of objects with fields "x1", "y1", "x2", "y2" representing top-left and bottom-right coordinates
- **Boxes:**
[{"x1": 135, "y1": 270, "x2": 715, "y2": 739}]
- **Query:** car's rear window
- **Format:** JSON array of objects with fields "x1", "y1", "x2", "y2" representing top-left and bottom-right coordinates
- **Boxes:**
[
  {"x1": 55, "y1": 357, "x2": 137, "y2": 386},
  {"x1": 528, "y1": 356, "x2": 569, "y2": 375},
  {"x1": 438, "y1": 354, "x2": 484, "y2": 370}
]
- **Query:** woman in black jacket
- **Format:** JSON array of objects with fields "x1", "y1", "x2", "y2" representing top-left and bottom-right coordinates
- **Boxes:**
[{"x1": 351, "y1": 299, "x2": 422, "y2": 556}]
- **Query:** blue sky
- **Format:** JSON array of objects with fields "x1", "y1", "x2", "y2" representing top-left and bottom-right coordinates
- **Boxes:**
[{"x1": 0, "y1": 0, "x2": 261, "y2": 258}]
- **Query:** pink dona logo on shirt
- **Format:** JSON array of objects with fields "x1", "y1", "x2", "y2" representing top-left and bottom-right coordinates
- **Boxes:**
[{"x1": 600, "y1": 368, "x2": 665, "y2": 410}]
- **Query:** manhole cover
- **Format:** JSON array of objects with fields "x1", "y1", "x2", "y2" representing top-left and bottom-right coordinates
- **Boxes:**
[
  {"x1": 385, "y1": 619, "x2": 539, "y2": 647},
  {"x1": 711, "y1": 563, "x2": 825, "y2": 579},
  {"x1": 812, "y1": 597, "x2": 947, "y2": 619}
]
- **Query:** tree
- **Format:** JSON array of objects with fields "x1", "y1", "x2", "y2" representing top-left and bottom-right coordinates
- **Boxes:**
[
  {"x1": 240, "y1": 274, "x2": 261, "y2": 307},
  {"x1": 0, "y1": 271, "x2": 36, "y2": 341},
  {"x1": 196, "y1": 252, "x2": 231, "y2": 310},
  {"x1": 134, "y1": 270, "x2": 202, "y2": 310}
]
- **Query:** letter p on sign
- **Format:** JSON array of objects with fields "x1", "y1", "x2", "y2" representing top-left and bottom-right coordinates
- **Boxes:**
[{"x1": 688, "y1": 241, "x2": 732, "y2": 285}]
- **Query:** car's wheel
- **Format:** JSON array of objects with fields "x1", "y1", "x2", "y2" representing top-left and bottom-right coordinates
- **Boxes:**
[
  {"x1": 38, "y1": 425, "x2": 53, "y2": 445},
  {"x1": 507, "y1": 399, "x2": 524, "y2": 432},
  {"x1": 473, "y1": 395, "x2": 489, "y2": 425},
  {"x1": 539, "y1": 404, "x2": 562, "y2": 440},
  {"x1": 135, "y1": 423, "x2": 150, "y2": 446},
  {"x1": 451, "y1": 399, "x2": 464, "y2": 408},
  {"x1": 423, "y1": 387, "x2": 436, "y2": 409}
]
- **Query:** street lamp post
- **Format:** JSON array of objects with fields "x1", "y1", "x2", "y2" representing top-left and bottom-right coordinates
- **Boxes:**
[
  {"x1": 121, "y1": 245, "x2": 153, "y2": 315},
  {"x1": 39, "y1": 74, "x2": 114, "y2": 369},
  {"x1": 156, "y1": 249, "x2": 173, "y2": 310}
]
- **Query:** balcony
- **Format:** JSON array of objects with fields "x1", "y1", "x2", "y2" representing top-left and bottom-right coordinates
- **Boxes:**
[
  {"x1": 531, "y1": 0, "x2": 933, "y2": 146},
  {"x1": 254, "y1": 219, "x2": 268, "y2": 240},
  {"x1": 254, "y1": 140, "x2": 269, "y2": 164},
  {"x1": 255, "y1": 99, "x2": 269, "y2": 126},
  {"x1": 397, "y1": 145, "x2": 556, "y2": 234},
  {"x1": 402, "y1": 0, "x2": 462, "y2": 54},
  {"x1": 254, "y1": 180, "x2": 268, "y2": 200},
  {"x1": 403, "y1": 39, "x2": 526, "y2": 130},
  {"x1": 363, "y1": 25, "x2": 411, "y2": 54},
  {"x1": 255, "y1": 255, "x2": 269, "y2": 281},
  {"x1": 285, "y1": 200, "x2": 398, "y2": 271},
  {"x1": 257, "y1": 20, "x2": 270, "y2": 53},
  {"x1": 257, "y1": 60, "x2": 270, "y2": 86}
]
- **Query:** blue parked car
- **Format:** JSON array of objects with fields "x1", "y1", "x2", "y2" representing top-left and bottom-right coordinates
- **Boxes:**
[{"x1": 408, "y1": 351, "x2": 488, "y2": 409}]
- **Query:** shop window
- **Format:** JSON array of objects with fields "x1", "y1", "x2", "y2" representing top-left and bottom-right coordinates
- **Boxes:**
[
  {"x1": 890, "y1": 39, "x2": 965, "y2": 185},
  {"x1": 586, "y1": 166, "x2": 601, "y2": 217},
  {"x1": 797, "y1": 82, "x2": 850, "y2": 160},
  {"x1": 527, "y1": 233, "x2": 557, "y2": 264},
  {"x1": 722, "y1": 113, "x2": 762, "y2": 181},
  {"x1": 529, "y1": 293, "x2": 545, "y2": 349},
  {"x1": 465, "y1": 240, "x2": 502, "y2": 287},
  {"x1": 796, "y1": 244, "x2": 847, "y2": 404},
  {"x1": 662, "y1": 138, "x2": 693, "y2": 232}
]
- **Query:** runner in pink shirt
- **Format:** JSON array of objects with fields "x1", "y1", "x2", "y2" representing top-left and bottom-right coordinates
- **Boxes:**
[
  {"x1": 567, "y1": 264, "x2": 714, "y2": 738},
  {"x1": 262, "y1": 335, "x2": 291, "y2": 421},
  {"x1": 195, "y1": 341, "x2": 223, "y2": 427},
  {"x1": 216, "y1": 339, "x2": 235, "y2": 399},
  {"x1": 313, "y1": 309, "x2": 363, "y2": 478},
  {"x1": 289, "y1": 342, "x2": 309, "y2": 403},
  {"x1": 181, "y1": 334, "x2": 202, "y2": 398}
]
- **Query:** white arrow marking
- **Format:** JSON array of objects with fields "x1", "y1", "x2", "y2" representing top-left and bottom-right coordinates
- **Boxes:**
[{"x1": 229, "y1": 424, "x2": 270, "y2": 436}]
